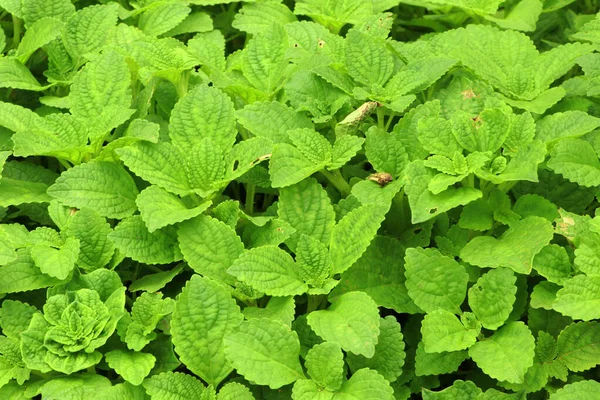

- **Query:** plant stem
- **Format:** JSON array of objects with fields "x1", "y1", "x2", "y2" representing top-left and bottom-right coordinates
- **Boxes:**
[
  {"x1": 245, "y1": 183, "x2": 255, "y2": 215},
  {"x1": 12, "y1": 16, "x2": 21, "y2": 49},
  {"x1": 320, "y1": 169, "x2": 351, "y2": 197}
]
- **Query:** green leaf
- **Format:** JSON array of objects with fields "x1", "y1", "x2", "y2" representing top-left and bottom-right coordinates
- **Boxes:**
[
  {"x1": 224, "y1": 318, "x2": 304, "y2": 389},
  {"x1": 31, "y1": 236, "x2": 79, "y2": 280},
  {"x1": 62, "y1": 4, "x2": 119, "y2": 61},
  {"x1": 69, "y1": 50, "x2": 133, "y2": 132},
  {"x1": 346, "y1": 316, "x2": 405, "y2": 382},
  {"x1": 0, "y1": 57, "x2": 47, "y2": 91},
  {"x1": 269, "y1": 143, "x2": 326, "y2": 188},
  {"x1": 468, "y1": 268, "x2": 517, "y2": 330},
  {"x1": 533, "y1": 245, "x2": 572, "y2": 285},
  {"x1": 404, "y1": 247, "x2": 468, "y2": 314},
  {"x1": 330, "y1": 204, "x2": 388, "y2": 275},
  {"x1": 143, "y1": 372, "x2": 209, "y2": 400},
  {"x1": 136, "y1": 185, "x2": 211, "y2": 232},
  {"x1": 403, "y1": 161, "x2": 482, "y2": 224},
  {"x1": 116, "y1": 142, "x2": 191, "y2": 196},
  {"x1": 305, "y1": 342, "x2": 344, "y2": 391},
  {"x1": 105, "y1": 350, "x2": 155, "y2": 386},
  {"x1": 177, "y1": 215, "x2": 244, "y2": 286},
  {"x1": 556, "y1": 321, "x2": 600, "y2": 372},
  {"x1": 422, "y1": 380, "x2": 482, "y2": 400},
  {"x1": 228, "y1": 246, "x2": 308, "y2": 296},
  {"x1": 365, "y1": 127, "x2": 410, "y2": 178},
  {"x1": 535, "y1": 111, "x2": 600, "y2": 144},
  {"x1": 64, "y1": 207, "x2": 114, "y2": 270},
  {"x1": 330, "y1": 135, "x2": 364, "y2": 169},
  {"x1": 0, "y1": 249, "x2": 62, "y2": 294},
  {"x1": 451, "y1": 108, "x2": 510, "y2": 153},
  {"x1": 345, "y1": 29, "x2": 393, "y2": 88},
  {"x1": 243, "y1": 296, "x2": 296, "y2": 327},
  {"x1": 336, "y1": 368, "x2": 395, "y2": 400},
  {"x1": 16, "y1": 17, "x2": 63, "y2": 63},
  {"x1": 165, "y1": 12, "x2": 213, "y2": 37},
  {"x1": 384, "y1": 58, "x2": 457, "y2": 98},
  {"x1": 415, "y1": 342, "x2": 468, "y2": 377},
  {"x1": 486, "y1": 0, "x2": 543, "y2": 32},
  {"x1": 421, "y1": 310, "x2": 479, "y2": 353},
  {"x1": 22, "y1": 0, "x2": 74, "y2": 26},
  {"x1": 236, "y1": 101, "x2": 313, "y2": 145},
  {"x1": 129, "y1": 264, "x2": 184, "y2": 293},
  {"x1": 547, "y1": 138, "x2": 600, "y2": 187},
  {"x1": 278, "y1": 177, "x2": 335, "y2": 247},
  {"x1": 553, "y1": 275, "x2": 600, "y2": 321},
  {"x1": 330, "y1": 236, "x2": 421, "y2": 314},
  {"x1": 550, "y1": 380, "x2": 600, "y2": 399},
  {"x1": 295, "y1": 234, "x2": 330, "y2": 287},
  {"x1": 307, "y1": 292, "x2": 380, "y2": 357},
  {"x1": 169, "y1": 86, "x2": 236, "y2": 151},
  {"x1": 460, "y1": 217, "x2": 554, "y2": 274},
  {"x1": 47, "y1": 161, "x2": 138, "y2": 219},
  {"x1": 233, "y1": 2, "x2": 297, "y2": 35},
  {"x1": 109, "y1": 216, "x2": 182, "y2": 265},
  {"x1": 217, "y1": 382, "x2": 254, "y2": 400},
  {"x1": 242, "y1": 23, "x2": 288, "y2": 94},
  {"x1": 171, "y1": 275, "x2": 243, "y2": 387},
  {"x1": 468, "y1": 322, "x2": 535, "y2": 384},
  {"x1": 139, "y1": 2, "x2": 190, "y2": 37}
]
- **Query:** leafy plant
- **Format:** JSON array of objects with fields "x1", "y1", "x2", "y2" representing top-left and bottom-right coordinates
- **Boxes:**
[{"x1": 1, "y1": 0, "x2": 600, "y2": 398}]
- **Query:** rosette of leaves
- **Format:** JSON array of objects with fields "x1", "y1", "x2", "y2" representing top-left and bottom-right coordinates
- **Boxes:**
[{"x1": 20, "y1": 286, "x2": 125, "y2": 374}]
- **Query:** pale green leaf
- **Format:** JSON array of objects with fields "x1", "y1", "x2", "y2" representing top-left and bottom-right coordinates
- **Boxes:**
[
  {"x1": 31, "y1": 236, "x2": 79, "y2": 280},
  {"x1": 556, "y1": 321, "x2": 600, "y2": 372},
  {"x1": 468, "y1": 268, "x2": 517, "y2": 330},
  {"x1": 69, "y1": 50, "x2": 132, "y2": 127},
  {"x1": 16, "y1": 17, "x2": 63, "y2": 63},
  {"x1": 109, "y1": 216, "x2": 182, "y2": 265},
  {"x1": 468, "y1": 322, "x2": 535, "y2": 384},
  {"x1": 365, "y1": 127, "x2": 409, "y2": 178},
  {"x1": 486, "y1": 0, "x2": 543, "y2": 32},
  {"x1": 242, "y1": 23, "x2": 288, "y2": 94},
  {"x1": 47, "y1": 161, "x2": 138, "y2": 219},
  {"x1": 421, "y1": 310, "x2": 479, "y2": 353},
  {"x1": 295, "y1": 234, "x2": 330, "y2": 287},
  {"x1": 143, "y1": 372, "x2": 208, "y2": 400},
  {"x1": 553, "y1": 275, "x2": 600, "y2": 321},
  {"x1": 169, "y1": 85, "x2": 236, "y2": 151},
  {"x1": 278, "y1": 177, "x2": 335, "y2": 246},
  {"x1": 422, "y1": 380, "x2": 482, "y2": 400},
  {"x1": 550, "y1": 380, "x2": 600, "y2": 399},
  {"x1": 345, "y1": 29, "x2": 393, "y2": 88},
  {"x1": 62, "y1": 4, "x2": 119, "y2": 61},
  {"x1": 330, "y1": 135, "x2": 364, "y2": 170},
  {"x1": 177, "y1": 215, "x2": 244, "y2": 286},
  {"x1": 535, "y1": 111, "x2": 600, "y2": 144},
  {"x1": 171, "y1": 275, "x2": 243, "y2": 387},
  {"x1": 346, "y1": 316, "x2": 405, "y2": 382},
  {"x1": 403, "y1": 161, "x2": 482, "y2": 224},
  {"x1": 242, "y1": 296, "x2": 296, "y2": 327},
  {"x1": 269, "y1": 143, "x2": 326, "y2": 188},
  {"x1": 129, "y1": 264, "x2": 184, "y2": 293},
  {"x1": 307, "y1": 291, "x2": 380, "y2": 357},
  {"x1": 232, "y1": 2, "x2": 296, "y2": 35},
  {"x1": 305, "y1": 342, "x2": 344, "y2": 391},
  {"x1": 139, "y1": 2, "x2": 190, "y2": 37},
  {"x1": 0, "y1": 57, "x2": 47, "y2": 91},
  {"x1": 0, "y1": 249, "x2": 62, "y2": 293},
  {"x1": 105, "y1": 350, "x2": 155, "y2": 386},
  {"x1": 228, "y1": 246, "x2": 308, "y2": 296},
  {"x1": 235, "y1": 101, "x2": 314, "y2": 144},
  {"x1": 404, "y1": 247, "x2": 468, "y2": 314},
  {"x1": 224, "y1": 318, "x2": 305, "y2": 389},
  {"x1": 415, "y1": 342, "x2": 468, "y2": 376},
  {"x1": 329, "y1": 204, "x2": 388, "y2": 275},
  {"x1": 22, "y1": 0, "x2": 74, "y2": 26},
  {"x1": 136, "y1": 185, "x2": 210, "y2": 232},
  {"x1": 547, "y1": 138, "x2": 600, "y2": 187},
  {"x1": 216, "y1": 382, "x2": 254, "y2": 400},
  {"x1": 64, "y1": 207, "x2": 114, "y2": 270},
  {"x1": 532, "y1": 244, "x2": 572, "y2": 285},
  {"x1": 460, "y1": 217, "x2": 554, "y2": 274},
  {"x1": 116, "y1": 142, "x2": 191, "y2": 196},
  {"x1": 336, "y1": 368, "x2": 395, "y2": 400}
]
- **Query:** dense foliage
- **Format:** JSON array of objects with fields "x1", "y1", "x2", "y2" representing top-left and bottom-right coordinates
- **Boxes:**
[{"x1": 1, "y1": 0, "x2": 600, "y2": 398}]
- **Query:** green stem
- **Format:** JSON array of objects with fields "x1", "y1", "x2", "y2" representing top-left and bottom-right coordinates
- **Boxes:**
[
  {"x1": 175, "y1": 70, "x2": 190, "y2": 99},
  {"x1": 385, "y1": 112, "x2": 396, "y2": 131},
  {"x1": 377, "y1": 107, "x2": 385, "y2": 129},
  {"x1": 320, "y1": 169, "x2": 351, "y2": 197},
  {"x1": 245, "y1": 183, "x2": 256, "y2": 215},
  {"x1": 57, "y1": 158, "x2": 72, "y2": 171},
  {"x1": 12, "y1": 16, "x2": 21, "y2": 49}
]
